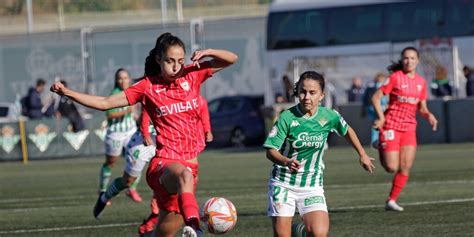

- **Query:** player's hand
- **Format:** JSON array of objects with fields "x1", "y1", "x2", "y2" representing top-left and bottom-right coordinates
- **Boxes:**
[
  {"x1": 285, "y1": 158, "x2": 301, "y2": 173},
  {"x1": 50, "y1": 81, "x2": 66, "y2": 95},
  {"x1": 372, "y1": 117, "x2": 385, "y2": 130},
  {"x1": 205, "y1": 131, "x2": 214, "y2": 142},
  {"x1": 428, "y1": 113, "x2": 438, "y2": 131},
  {"x1": 359, "y1": 155, "x2": 375, "y2": 173},
  {"x1": 143, "y1": 136, "x2": 154, "y2": 146},
  {"x1": 191, "y1": 49, "x2": 210, "y2": 68}
]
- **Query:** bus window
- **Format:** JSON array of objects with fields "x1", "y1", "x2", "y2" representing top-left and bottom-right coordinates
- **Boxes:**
[
  {"x1": 387, "y1": 1, "x2": 442, "y2": 41},
  {"x1": 327, "y1": 5, "x2": 384, "y2": 45},
  {"x1": 267, "y1": 9, "x2": 326, "y2": 50},
  {"x1": 444, "y1": 0, "x2": 474, "y2": 36}
]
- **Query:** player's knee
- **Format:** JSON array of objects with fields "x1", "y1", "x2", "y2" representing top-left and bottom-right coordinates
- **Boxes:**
[
  {"x1": 306, "y1": 225, "x2": 328, "y2": 237},
  {"x1": 178, "y1": 169, "x2": 194, "y2": 186},
  {"x1": 384, "y1": 164, "x2": 398, "y2": 173}
]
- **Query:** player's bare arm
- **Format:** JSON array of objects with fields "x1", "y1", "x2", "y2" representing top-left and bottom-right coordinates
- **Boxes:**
[
  {"x1": 51, "y1": 81, "x2": 130, "y2": 111},
  {"x1": 344, "y1": 126, "x2": 375, "y2": 173},
  {"x1": 191, "y1": 48, "x2": 238, "y2": 73},
  {"x1": 418, "y1": 100, "x2": 438, "y2": 131},
  {"x1": 371, "y1": 89, "x2": 386, "y2": 129},
  {"x1": 265, "y1": 148, "x2": 301, "y2": 172}
]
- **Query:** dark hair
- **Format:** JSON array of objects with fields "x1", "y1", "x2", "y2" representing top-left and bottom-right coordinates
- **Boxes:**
[
  {"x1": 60, "y1": 80, "x2": 67, "y2": 87},
  {"x1": 387, "y1": 47, "x2": 420, "y2": 73},
  {"x1": 114, "y1": 68, "x2": 128, "y2": 89},
  {"x1": 144, "y1": 32, "x2": 186, "y2": 77},
  {"x1": 36, "y1": 78, "x2": 45, "y2": 86},
  {"x1": 293, "y1": 71, "x2": 325, "y2": 97}
]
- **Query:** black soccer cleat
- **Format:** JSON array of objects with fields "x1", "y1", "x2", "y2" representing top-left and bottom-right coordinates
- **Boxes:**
[{"x1": 93, "y1": 192, "x2": 107, "y2": 219}]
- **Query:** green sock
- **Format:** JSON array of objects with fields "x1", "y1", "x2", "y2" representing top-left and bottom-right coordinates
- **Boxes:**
[
  {"x1": 104, "y1": 177, "x2": 127, "y2": 200},
  {"x1": 99, "y1": 164, "x2": 112, "y2": 192},
  {"x1": 129, "y1": 176, "x2": 141, "y2": 190}
]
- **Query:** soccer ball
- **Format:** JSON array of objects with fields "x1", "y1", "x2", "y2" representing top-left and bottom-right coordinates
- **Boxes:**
[{"x1": 200, "y1": 197, "x2": 237, "y2": 234}]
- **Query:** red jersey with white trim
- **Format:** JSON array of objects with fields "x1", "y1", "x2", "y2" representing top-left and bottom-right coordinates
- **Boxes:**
[
  {"x1": 380, "y1": 70, "x2": 427, "y2": 131},
  {"x1": 124, "y1": 62, "x2": 213, "y2": 160}
]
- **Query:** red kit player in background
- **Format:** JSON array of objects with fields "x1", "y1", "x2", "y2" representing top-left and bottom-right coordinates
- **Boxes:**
[
  {"x1": 50, "y1": 32, "x2": 237, "y2": 237},
  {"x1": 372, "y1": 47, "x2": 438, "y2": 212}
]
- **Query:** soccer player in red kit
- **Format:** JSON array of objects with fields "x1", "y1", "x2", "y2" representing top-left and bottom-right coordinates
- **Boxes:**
[
  {"x1": 138, "y1": 95, "x2": 213, "y2": 237},
  {"x1": 372, "y1": 47, "x2": 438, "y2": 212},
  {"x1": 50, "y1": 32, "x2": 237, "y2": 237}
]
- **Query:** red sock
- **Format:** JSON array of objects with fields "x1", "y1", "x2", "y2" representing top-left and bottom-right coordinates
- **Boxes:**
[
  {"x1": 389, "y1": 172, "x2": 409, "y2": 201},
  {"x1": 179, "y1": 192, "x2": 200, "y2": 229}
]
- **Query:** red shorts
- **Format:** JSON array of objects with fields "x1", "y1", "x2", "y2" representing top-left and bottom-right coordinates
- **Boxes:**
[
  {"x1": 379, "y1": 128, "x2": 417, "y2": 152},
  {"x1": 146, "y1": 157, "x2": 199, "y2": 213}
]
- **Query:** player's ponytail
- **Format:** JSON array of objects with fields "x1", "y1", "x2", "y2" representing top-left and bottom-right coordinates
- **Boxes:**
[
  {"x1": 387, "y1": 47, "x2": 420, "y2": 73},
  {"x1": 144, "y1": 32, "x2": 186, "y2": 77},
  {"x1": 293, "y1": 71, "x2": 325, "y2": 97}
]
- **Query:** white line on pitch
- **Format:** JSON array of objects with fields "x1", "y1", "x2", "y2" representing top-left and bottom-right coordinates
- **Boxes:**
[
  {"x1": 2, "y1": 198, "x2": 474, "y2": 234},
  {"x1": 0, "y1": 222, "x2": 141, "y2": 234},
  {"x1": 330, "y1": 197, "x2": 474, "y2": 211}
]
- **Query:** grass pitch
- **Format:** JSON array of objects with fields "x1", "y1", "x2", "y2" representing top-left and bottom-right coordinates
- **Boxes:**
[{"x1": 1, "y1": 143, "x2": 473, "y2": 236}]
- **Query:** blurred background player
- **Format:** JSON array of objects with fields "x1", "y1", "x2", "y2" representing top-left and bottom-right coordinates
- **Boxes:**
[
  {"x1": 372, "y1": 47, "x2": 438, "y2": 211},
  {"x1": 99, "y1": 68, "x2": 140, "y2": 204},
  {"x1": 50, "y1": 32, "x2": 237, "y2": 237},
  {"x1": 94, "y1": 106, "x2": 156, "y2": 219},
  {"x1": 362, "y1": 73, "x2": 388, "y2": 149},
  {"x1": 263, "y1": 71, "x2": 375, "y2": 237}
]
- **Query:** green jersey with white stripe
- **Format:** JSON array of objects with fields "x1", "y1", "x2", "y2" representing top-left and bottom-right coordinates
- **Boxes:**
[
  {"x1": 263, "y1": 105, "x2": 348, "y2": 188},
  {"x1": 106, "y1": 88, "x2": 136, "y2": 133}
]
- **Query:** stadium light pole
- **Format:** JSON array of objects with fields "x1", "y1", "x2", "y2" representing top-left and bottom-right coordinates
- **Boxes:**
[
  {"x1": 177, "y1": 0, "x2": 183, "y2": 22},
  {"x1": 26, "y1": 0, "x2": 33, "y2": 33},
  {"x1": 161, "y1": 0, "x2": 168, "y2": 24}
]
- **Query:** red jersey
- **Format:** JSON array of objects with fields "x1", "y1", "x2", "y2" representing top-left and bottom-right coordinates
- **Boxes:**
[
  {"x1": 380, "y1": 70, "x2": 427, "y2": 131},
  {"x1": 124, "y1": 62, "x2": 213, "y2": 160}
]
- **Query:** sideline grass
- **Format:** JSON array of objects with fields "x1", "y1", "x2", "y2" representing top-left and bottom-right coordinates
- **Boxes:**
[{"x1": 1, "y1": 143, "x2": 473, "y2": 236}]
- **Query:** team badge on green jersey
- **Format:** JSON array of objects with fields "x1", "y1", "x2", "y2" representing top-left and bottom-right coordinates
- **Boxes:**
[{"x1": 318, "y1": 118, "x2": 328, "y2": 127}]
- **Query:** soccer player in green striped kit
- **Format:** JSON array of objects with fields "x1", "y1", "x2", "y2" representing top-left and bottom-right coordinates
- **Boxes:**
[
  {"x1": 263, "y1": 71, "x2": 375, "y2": 237},
  {"x1": 100, "y1": 68, "x2": 141, "y2": 203}
]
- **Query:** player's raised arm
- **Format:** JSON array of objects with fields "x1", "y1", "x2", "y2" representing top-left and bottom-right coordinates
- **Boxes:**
[
  {"x1": 344, "y1": 126, "x2": 376, "y2": 173},
  {"x1": 191, "y1": 48, "x2": 238, "y2": 73},
  {"x1": 50, "y1": 81, "x2": 130, "y2": 111}
]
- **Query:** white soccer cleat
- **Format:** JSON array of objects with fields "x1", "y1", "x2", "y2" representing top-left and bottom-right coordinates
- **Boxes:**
[
  {"x1": 182, "y1": 226, "x2": 204, "y2": 237},
  {"x1": 385, "y1": 200, "x2": 404, "y2": 212}
]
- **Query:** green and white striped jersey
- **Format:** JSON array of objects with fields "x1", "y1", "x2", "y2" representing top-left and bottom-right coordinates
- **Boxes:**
[
  {"x1": 106, "y1": 88, "x2": 136, "y2": 133},
  {"x1": 263, "y1": 105, "x2": 348, "y2": 188}
]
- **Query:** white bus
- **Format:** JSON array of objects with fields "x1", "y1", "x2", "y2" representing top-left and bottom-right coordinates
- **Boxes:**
[{"x1": 264, "y1": 0, "x2": 474, "y2": 105}]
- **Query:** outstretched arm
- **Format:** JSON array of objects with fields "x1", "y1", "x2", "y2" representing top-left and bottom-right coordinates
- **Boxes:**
[
  {"x1": 191, "y1": 48, "x2": 238, "y2": 73},
  {"x1": 344, "y1": 126, "x2": 375, "y2": 173},
  {"x1": 418, "y1": 100, "x2": 438, "y2": 131},
  {"x1": 50, "y1": 82, "x2": 130, "y2": 111}
]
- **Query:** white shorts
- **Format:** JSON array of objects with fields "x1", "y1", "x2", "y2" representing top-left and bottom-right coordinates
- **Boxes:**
[
  {"x1": 104, "y1": 128, "x2": 137, "y2": 156},
  {"x1": 267, "y1": 180, "x2": 327, "y2": 217},
  {"x1": 124, "y1": 131, "x2": 156, "y2": 177}
]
